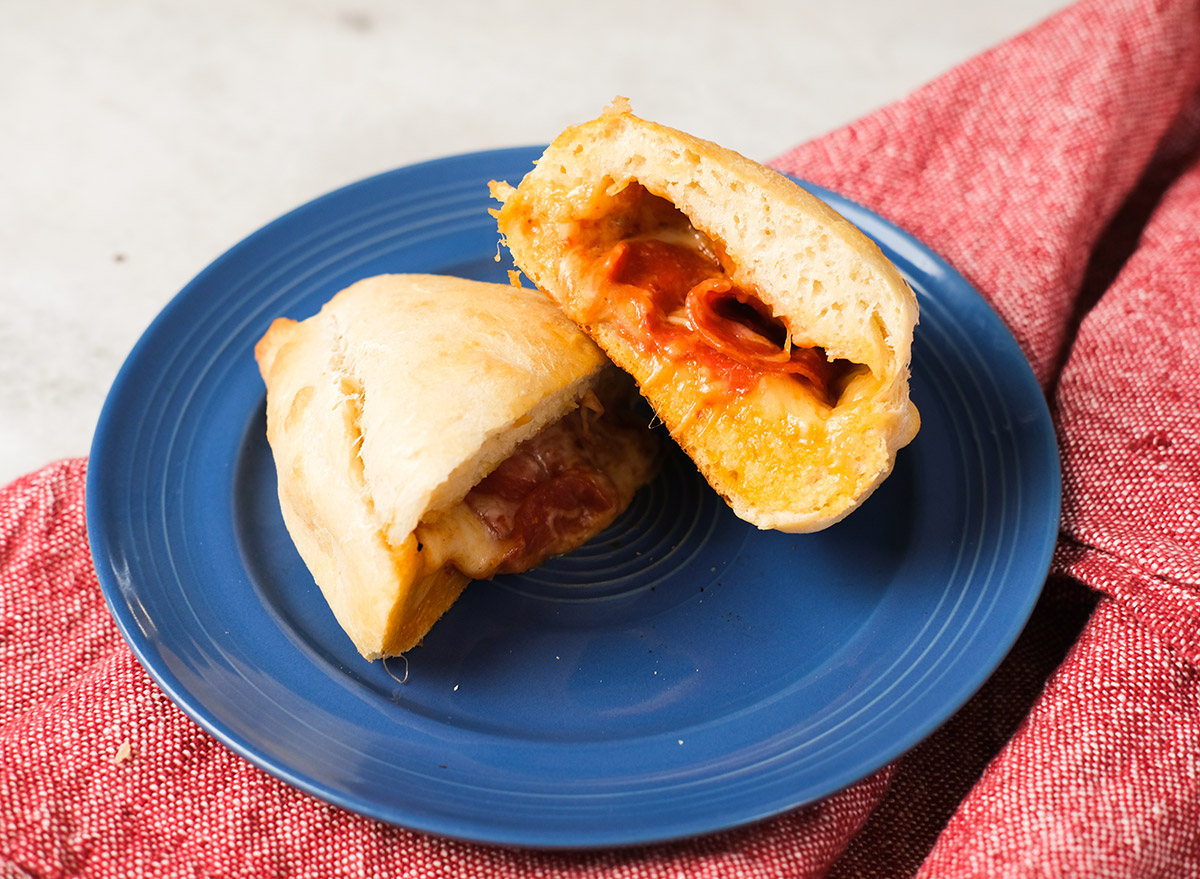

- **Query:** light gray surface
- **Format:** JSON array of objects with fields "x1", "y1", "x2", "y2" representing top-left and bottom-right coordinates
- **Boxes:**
[{"x1": 1, "y1": 0, "x2": 1068, "y2": 487}]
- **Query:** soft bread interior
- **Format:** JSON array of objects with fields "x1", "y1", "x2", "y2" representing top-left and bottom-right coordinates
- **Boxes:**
[
  {"x1": 255, "y1": 273, "x2": 617, "y2": 658},
  {"x1": 492, "y1": 99, "x2": 920, "y2": 532}
]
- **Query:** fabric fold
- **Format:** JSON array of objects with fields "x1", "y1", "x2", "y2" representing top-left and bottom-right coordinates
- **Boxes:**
[
  {"x1": 1052, "y1": 148, "x2": 1200, "y2": 663},
  {"x1": 918, "y1": 599, "x2": 1200, "y2": 876}
]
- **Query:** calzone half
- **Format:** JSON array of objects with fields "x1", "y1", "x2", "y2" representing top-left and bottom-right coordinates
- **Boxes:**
[
  {"x1": 491, "y1": 99, "x2": 920, "y2": 533},
  {"x1": 255, "y1": 273, "x2": 659, "y2": 659}
]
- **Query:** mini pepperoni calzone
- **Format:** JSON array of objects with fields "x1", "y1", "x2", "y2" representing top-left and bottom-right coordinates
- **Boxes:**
[
  {"x1": 490, "y1": 99, "x2": 920, "y2": 533},
  {"x1": 255, "y1": 273, "x2": 659, "y2": 659}
]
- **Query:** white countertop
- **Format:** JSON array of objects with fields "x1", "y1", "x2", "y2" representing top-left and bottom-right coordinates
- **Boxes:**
[{"x1": 1, "y1": 0, "x2": 1068, "y2": 488}]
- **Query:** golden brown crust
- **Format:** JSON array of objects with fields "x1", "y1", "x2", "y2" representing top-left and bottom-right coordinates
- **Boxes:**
[
  {"x1": 492, "y1": 100, "x2": 920, "y2": 532},
  {"x1": 254, "y1": 274, "x2": 614, "y2": 658}
]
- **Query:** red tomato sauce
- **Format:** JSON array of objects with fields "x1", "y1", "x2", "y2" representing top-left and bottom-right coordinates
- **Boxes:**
[{"x1": 604, "y1": 236, "x2": 839, "y2": 404}]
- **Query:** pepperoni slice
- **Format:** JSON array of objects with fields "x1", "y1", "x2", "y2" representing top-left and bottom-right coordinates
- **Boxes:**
[
  {"x1": 495, "y1": 468, "x2": 618, "y2": 574},
  {"x1": 462, "y1": 391, "x2": 638, "y2": 575},
  {"x1": 686, "y1": 279, "x2": 791, "y2": 364},
  {"x1": 686, "y1": 280, "x2": 834, "y2": 402},
  {"x1": 605, "y1": 237, "x2": 721, "y2": 337},
  {"x1": 607, "y1": 238, "x2": 719, "y2": 301},
  {"x1": 601, "y1": 231, "x2": 840, "y2": 404}
]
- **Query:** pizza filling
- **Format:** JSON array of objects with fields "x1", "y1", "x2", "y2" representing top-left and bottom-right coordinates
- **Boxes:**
[
  {"x1": 414, "y1": 376, "x2": 657, "y2": 579},
  {"x1": 584, "y1": 184, "x2": 852, "y2": 405}
]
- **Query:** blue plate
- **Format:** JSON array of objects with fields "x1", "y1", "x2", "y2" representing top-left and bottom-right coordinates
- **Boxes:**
[{"x1": 87, "y1": 147, "x2": 1060, "y2": 848}]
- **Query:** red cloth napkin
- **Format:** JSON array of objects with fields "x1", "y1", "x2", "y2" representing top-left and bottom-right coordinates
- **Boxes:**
[{"x1": 5, "y1": 0, "x2": 1200, "y2": 875}]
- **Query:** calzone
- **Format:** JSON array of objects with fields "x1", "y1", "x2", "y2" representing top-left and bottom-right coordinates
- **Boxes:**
[
  {"x1": 491, "y1": 99, "x2": 920, "y2": 533},
  {"x1": 255, "y1": 273, "x2": 659, "y2": 659}
]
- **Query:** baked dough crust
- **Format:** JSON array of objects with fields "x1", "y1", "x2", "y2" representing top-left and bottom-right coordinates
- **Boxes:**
[
  {"x1": 254, "y1": 273, "x2": 621, "y2": 658},
  {"x1": 491, "y1": 98, "x2": 920, "y2": 532}
]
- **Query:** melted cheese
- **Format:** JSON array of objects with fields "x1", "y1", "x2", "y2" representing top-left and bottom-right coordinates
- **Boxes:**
[{"x1": 414, "y1": 380, "x2": 657, "y2": 580}]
